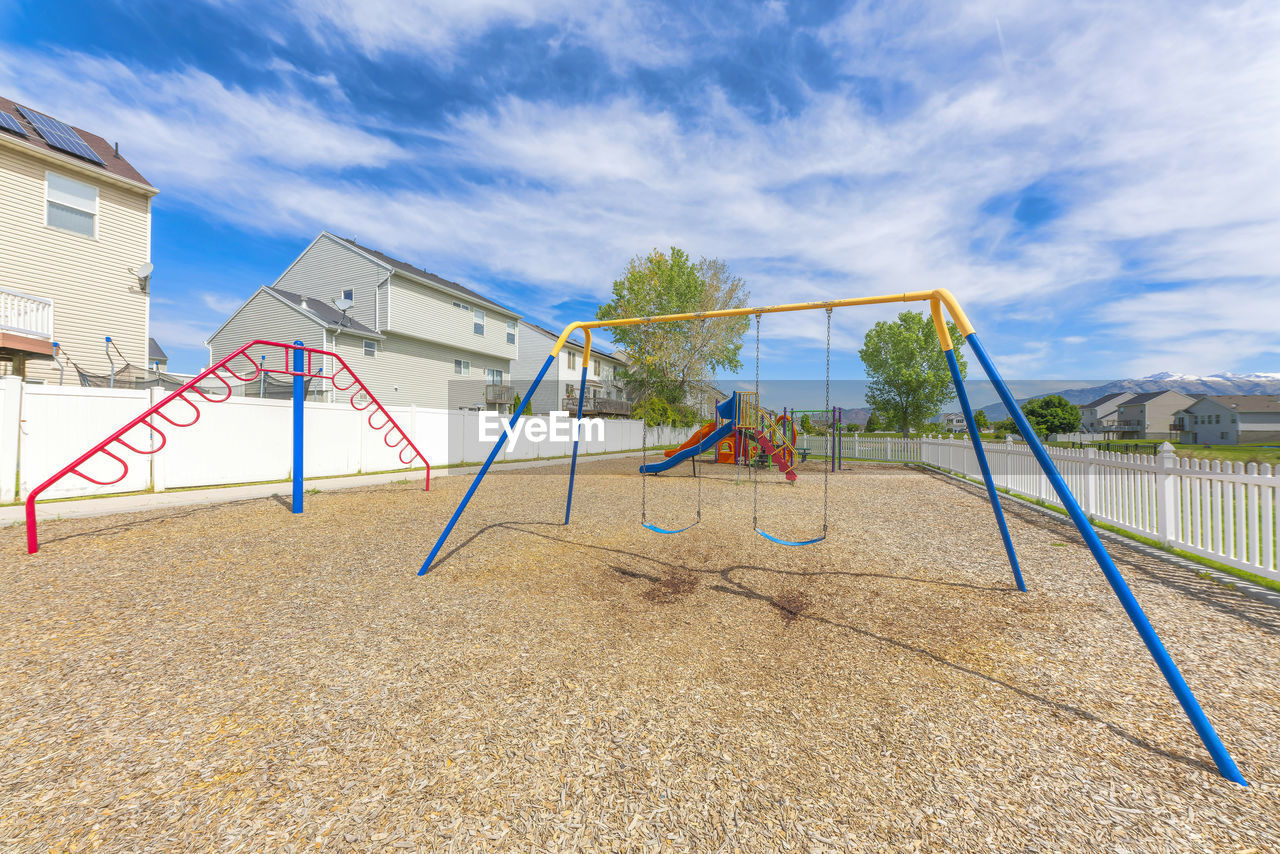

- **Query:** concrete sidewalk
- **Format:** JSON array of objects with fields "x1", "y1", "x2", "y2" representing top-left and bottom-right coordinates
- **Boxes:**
[{"x1": 3, "y1": 451, "x2": 643, "y2": 526}]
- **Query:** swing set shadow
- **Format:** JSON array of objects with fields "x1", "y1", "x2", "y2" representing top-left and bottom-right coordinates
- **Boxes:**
[
  {"x1": 423, "y1": 517, "x2": 1222, "y2": 780},
  {"x1": 413, "y1": 287, "x2": 1249, "y2": 786}
]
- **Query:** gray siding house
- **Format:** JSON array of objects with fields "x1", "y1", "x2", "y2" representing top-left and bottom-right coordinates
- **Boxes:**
[
  {"x1": 1114, "y1": 390, "x2": 1196, "y2": 440},
  {"x1": 1173, "y1": 396, "x2": 1280, "y2": 445},
  {"x1": 207, "y1": 232, "x2": 520, "y2": 410},
  {"x1": 512, "y1": 321, "x2": 630, "y2": 416},
  {"x1": 1077, "y1": 392, "x2": 1133, "y2": 434}
]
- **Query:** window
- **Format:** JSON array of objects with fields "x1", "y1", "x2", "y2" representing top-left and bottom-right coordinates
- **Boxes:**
[
  {"x1": 454, "y1": 359, "x2": 470, "y2": 375},
  {"x1": 592, "y1": 358, "x2": 600, "y2": 377},
  {"x1": 1220, "y1": 431, "x2": 1228, "y2": 440},
  {"x1": 486, "y1": 368, "x2": 503, "y2": 385},
  {"x1": 1214, "y1": 414, "x2": 1220, "y2": 424},
  {"x1": 506, "y1": 320, "x2": 517, "y2": 345},
  {"x1": 363, "y1": 339, "x2": 377, "y2": 357},
  {"x1": 46, "y1": 171, "x2": 98, "y2": 238},
  {"x1": 474, "y1": 308, "x2": 484, "y2": 336},
  {"x1": 343, "y1": 288, "x2": 354, "y2": 302},
  {"x1": 452, "y1": 300, "x2": 470, "y2": 312},
  {"x1": 566, "y1": 351, "x2": 577, "y2": 370}
]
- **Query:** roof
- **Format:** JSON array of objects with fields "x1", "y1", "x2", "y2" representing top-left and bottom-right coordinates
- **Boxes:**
[
  {"x1": 1080, "y1": 392, "x2": 1132, "y2": 409},
  {"x1": 269, "y1": 287, "x2": 381, "y2": 336},
  {"x1": 0, "y1": 95, "x2": 153, "y2": 188},
  {"x1": 519, "y1": 319, "x2": 623, "y2": 360},
  {"x1": 331, "y1": 235, "x2": 518, "y2": 317},
  {"x1": 1189, "y1": 395, "x2": 1280, "y2": 414},
  {"x1": 1121, "y1": 390, "x2": 1192, "y2": 405},
  {"x1": 148, "y1": 337, "x2": 168, "y2": 362}
]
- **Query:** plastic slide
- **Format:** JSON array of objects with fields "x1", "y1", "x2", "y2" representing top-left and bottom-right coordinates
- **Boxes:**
[
  {"x1": 663, "y1": 420, "x2": 718, "y2": 458},
  {"x1": 638, "y1": 419, "x2": 736, "y2": 473}
]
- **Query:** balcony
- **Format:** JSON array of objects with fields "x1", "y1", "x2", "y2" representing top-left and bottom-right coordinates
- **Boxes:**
[
  {"x1": 484, "y1": 384, "x2": 515, "y2": 405},
  {"x1": 563, "y1": 396, "x2": 631, "y2": 417},
  {"x1": 0, "y1": 288, "x2": 55, "y2": 357}
]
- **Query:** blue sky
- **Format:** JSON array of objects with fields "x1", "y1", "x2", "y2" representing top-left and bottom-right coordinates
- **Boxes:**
[{"x1": 2, "y1": 0, "x2": 1277, "y2": 389}]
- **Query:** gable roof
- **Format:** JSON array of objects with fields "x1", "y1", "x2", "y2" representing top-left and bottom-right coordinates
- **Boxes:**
[
  {"x1": 148, "y1": 338, "x2": 168, "y2": 363},
  {"x1": 1121, "y1": 390, "x2": 1193, "y2": 406},
  {"x1": 329, "y1": 234, "x2": 518, "y2": 317},
  {"x1": 270, "y1": 287, "x2": 381, "y2": 336},
  {"x1": 1189, "y1": 395, "x2": 1280, "y2": 414},
  {"x1": 1080, "y1": 392, "x2": 1132, "y2": 409},
  {"x1": 0, "y1": 94, "x2": 153, "y2": 189}
]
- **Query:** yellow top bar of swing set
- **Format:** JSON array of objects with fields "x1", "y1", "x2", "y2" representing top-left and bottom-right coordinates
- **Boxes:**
[{"x1": 548, "y1": 287, "x2": 971, "y2": 356}]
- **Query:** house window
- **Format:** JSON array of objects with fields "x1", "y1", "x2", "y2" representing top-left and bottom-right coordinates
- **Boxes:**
[
  {"x1": 566, "y1": 351, "x2": 577, "y2": 370},
  {"x1": 46, "y1": 171, "x2": 98, "y2": 238},
  {"x1": 363, "y1": 339, "x2": 377, "y2": 357},
  {"x1": 593, "y1": 358, "x2": 600, "y2": 377},
  {"x1": 343, "y1": 288, "x2": 354, "y2": 302},
  {"x1": 454, "y1": 359, "x2": 470, "y2": 375},
  {"x1": 1214, "y1": 414, "x2": 1220, "y2": 424},
  {"x1": 506, "y1": 320, "x2": 516, "y2": 345},
  {"x1": 453, "y1": 301, "x2": 470, "y2": 312},
  {"x1": 474, "y1": 309, "x2": 484, "y2": 336},
  {"x1": 486, "y1": 368, "x2": 503, "y2": 385},
  {"x1": 1220, "y1": 431, "x2": 1228, "y2": 440}
]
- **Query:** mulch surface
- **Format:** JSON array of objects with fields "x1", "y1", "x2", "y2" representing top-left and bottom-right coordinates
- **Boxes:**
[{"x1": 2, "y1": 458, "x2": 1278, "y2": 852}]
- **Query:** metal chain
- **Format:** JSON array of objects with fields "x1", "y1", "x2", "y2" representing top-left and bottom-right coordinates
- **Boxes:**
[
  {"x1": 824, "y1": 308, "x2": 831, "y2": 533},
  {"x1": 752, "y1": 313, "x2": 760, "y2": 529}
]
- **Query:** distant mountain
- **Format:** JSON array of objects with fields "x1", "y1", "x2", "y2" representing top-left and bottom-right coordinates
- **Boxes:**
[{"x1": 975, "y1": 372, "x2": 1280, "y2": 422}]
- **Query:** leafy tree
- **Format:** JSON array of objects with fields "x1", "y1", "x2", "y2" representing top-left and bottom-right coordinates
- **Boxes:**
[
  {"x1": 859, "y1": 311, "x2": 966, "y2": 438},
  {"x1": 1021, "y1": 394, "x2": 1082, "y2": 438},
  {"x1": 799, "y1": 413, "x2": 816, "y2": 435},
  {"x1": 511, "y1": 393, "x2": 532, "y2": 416},
  {"x1": 670, "y1": 403, "x2": 700, "y2": 429},
  {"x1": 993, "y1": 417, "x2": 1018, "y2": 436},
  {"x1": 597, "y1": 248, "x2": 749, "y2": 405},
  {"x1": 633, "y1": 396, "x2": 672, "y2": 427},
  {"x1": 864, "y1": 413, "x2": 883, "y2": 433},
  {"x1": 845, "y1": 422, "x2": 859, "y2": 433},
  {"x1": 974, "y1": 409, "x2": 990, "y2": 431}
]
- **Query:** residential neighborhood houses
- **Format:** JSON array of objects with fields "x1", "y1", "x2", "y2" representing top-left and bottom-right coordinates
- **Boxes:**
[
  {"x1": 0, "y1": 95, "x2": 155, "y2": 385},
  {"x1": 514, "y1": 321, "x2": 632, "y2": 417},
  {"x1": 1174, "y1": 396, "x2": 1280, "y2": 445}
]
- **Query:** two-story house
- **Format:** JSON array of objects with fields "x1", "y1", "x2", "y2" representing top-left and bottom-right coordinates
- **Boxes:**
[
  {"x1": 0, "y1": 96, "x2": 155, "y2": 384},
  {"x1": 1173, "y1": 396, "x2": 1280, "y2": 445},
  {"x1": 207, "y1": 232, "x2": 520, "y2": 410},
  {"x1": 1114, "y1": 390, "x2": 1196, "y2": 440},
  {"x1": 513, "y1": 321, "x2": 630, "y2": 416},
  {"x1": 1077, "y1": 392, "x2": 1132, "y2": 434}
]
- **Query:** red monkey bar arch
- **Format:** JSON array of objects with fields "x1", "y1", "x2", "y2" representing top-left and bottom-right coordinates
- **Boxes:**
[{"x1": 24, "y1": 339, "x2": 430, "y2": 554}]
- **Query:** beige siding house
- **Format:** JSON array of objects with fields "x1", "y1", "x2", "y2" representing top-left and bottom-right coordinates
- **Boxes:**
[
  {"x1": 1114, "y1": 390, "x2": 1196, "y2": 440},
  {"x1": 0, "y1": 95, "x2": 155, "y2": 384},
  {"x1": 208, "y1": 233, "x2": 520, "y2": 409},
  {"x1": 513, "y1": 321, "x2": 631, "y2": 416}
]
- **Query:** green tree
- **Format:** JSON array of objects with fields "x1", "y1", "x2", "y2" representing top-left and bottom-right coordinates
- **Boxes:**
[
  {"x1": 864, "y1": 413, "x2": 883, "y2": 433},
  {"x1": 993, "y1": 417, "x2": 1018, "y2": 436},
  {"x1": 799, "y1": 413, "x2": 816, "y2": 435},
  {"x1": 511, "y1": 393, "x2": 532, "y2": 416},
  {"x1": 974, "y1": 409, "x2": 990, "y2": 431},
  {"x1": 859, "y1": 311, "x2": 966, "y2": 438},
  {"x1": 596, "y1": 248, "x2": 749, "y2": 405},
  {"x1": 633, "y1": 396, "x2": 673, "y2": 427},
  {"x1": 1021, "y1": 395, "x2": 1082, "y2": 438},
  {"x1": 845, "y1": 422, "x2": 859, "y2": 433}
]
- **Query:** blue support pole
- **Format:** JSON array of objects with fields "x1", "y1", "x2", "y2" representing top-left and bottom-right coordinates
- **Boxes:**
[
  {"x1": 292, "y1": 340, "x2": 304, "y2": 514},
  {"x1": 419, "y1": 354, "x2": 557, "y2": 574},
  {"x1": 945, "y1": 348, "x2": 1025, "y2": 591},
  {"x1": 564, "y1": 359, "x2": 590, "y2": 524},
  {"x1": 966, "y1": 331, "x2": 1246, "y2": 785}
]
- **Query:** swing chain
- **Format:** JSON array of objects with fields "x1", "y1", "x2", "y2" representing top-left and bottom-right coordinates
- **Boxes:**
[{"x1": 824, "y1": 307, "x2": 831, "y2": 533}]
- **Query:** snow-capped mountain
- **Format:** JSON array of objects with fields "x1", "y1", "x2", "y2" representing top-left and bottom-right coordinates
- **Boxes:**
[{"x1": 976, "y1": 372, "x2": 1280, "y2": 422}]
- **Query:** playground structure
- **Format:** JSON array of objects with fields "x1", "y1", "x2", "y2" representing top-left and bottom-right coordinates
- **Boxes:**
[
  {"x1": 640, "y1": 393, "x2": 798, "y2": 479},
  {"x1": 23, "y1": 339, "x2": 429, "y2": 554},
  {"x1": 418, "y1": 288, "x2": 1248, "y2": 786}
]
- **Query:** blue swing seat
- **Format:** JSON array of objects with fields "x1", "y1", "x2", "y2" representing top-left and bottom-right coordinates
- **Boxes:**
[
  {"x1": 754, "y1": 527, "x2": 826, "y2": 547},
  {"x1": 643, "y1": 521, "x2": 700, "y2": 535}
]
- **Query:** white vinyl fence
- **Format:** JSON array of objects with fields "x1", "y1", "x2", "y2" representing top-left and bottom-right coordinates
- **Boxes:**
[
  {"x1": 824, "y1": 433, "x2": 1279, "y2": 582},
  {"x1": 0, "y1": 378, "x2": 686, "y2": 504}
]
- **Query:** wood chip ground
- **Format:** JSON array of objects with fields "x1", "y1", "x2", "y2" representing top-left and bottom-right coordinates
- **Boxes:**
[{"x1": 2, "y1": 459, "x2": 1278, "y2": 852}]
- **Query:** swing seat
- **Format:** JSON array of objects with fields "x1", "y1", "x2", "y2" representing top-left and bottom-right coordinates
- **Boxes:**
[
  {"x1": 754, "y1": 528, "x2": 826, "y2": 547},
  {"x1": 643, "y1": 521, "x2": 700, "y2": 535}
]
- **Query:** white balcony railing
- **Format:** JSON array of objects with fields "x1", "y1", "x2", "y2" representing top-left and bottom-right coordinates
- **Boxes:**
[{"x1": 0, "y1": 288, "x2": 53, "y2": 339}]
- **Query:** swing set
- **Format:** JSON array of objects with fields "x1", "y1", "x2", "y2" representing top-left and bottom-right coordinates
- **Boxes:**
[{"x1": 417, "y1": 288, "x2": 1248, "y2": 786}]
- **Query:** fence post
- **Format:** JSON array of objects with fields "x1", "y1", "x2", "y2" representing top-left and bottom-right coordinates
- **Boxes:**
[
  {"x1": 0, "y1": 376, "x2": 21, "y2": 504},
  {"x1": 149, "y1": 386, "x2": 166, "y2": 493},
  {"x1": 1156, "y1": 441, "x2": 1179, "y2": 544},
  {"x1": 1082, "y1": 446, "x2": 1097, "y2": 517}
]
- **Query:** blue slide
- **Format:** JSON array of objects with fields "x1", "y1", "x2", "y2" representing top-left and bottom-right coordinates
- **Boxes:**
[{"x1": 638, "y1": 396, "x2": 738, "y2": 474}]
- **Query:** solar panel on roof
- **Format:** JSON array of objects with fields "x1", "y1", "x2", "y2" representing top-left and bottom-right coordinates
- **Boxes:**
[
  {"x1": 16, "y1": 105, "x2": 105, "y2": 165},
  {"x1": 0, "y1": 111, "x2": 27, "y2": 137}
]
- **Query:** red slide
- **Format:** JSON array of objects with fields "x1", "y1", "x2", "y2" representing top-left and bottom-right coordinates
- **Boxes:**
[
  {"x1": 664, "y1": 420, "x2": 717, "y2": 458},
  {"x1": 750, "y1": 429, "x2": 799, "y2": 481}
]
